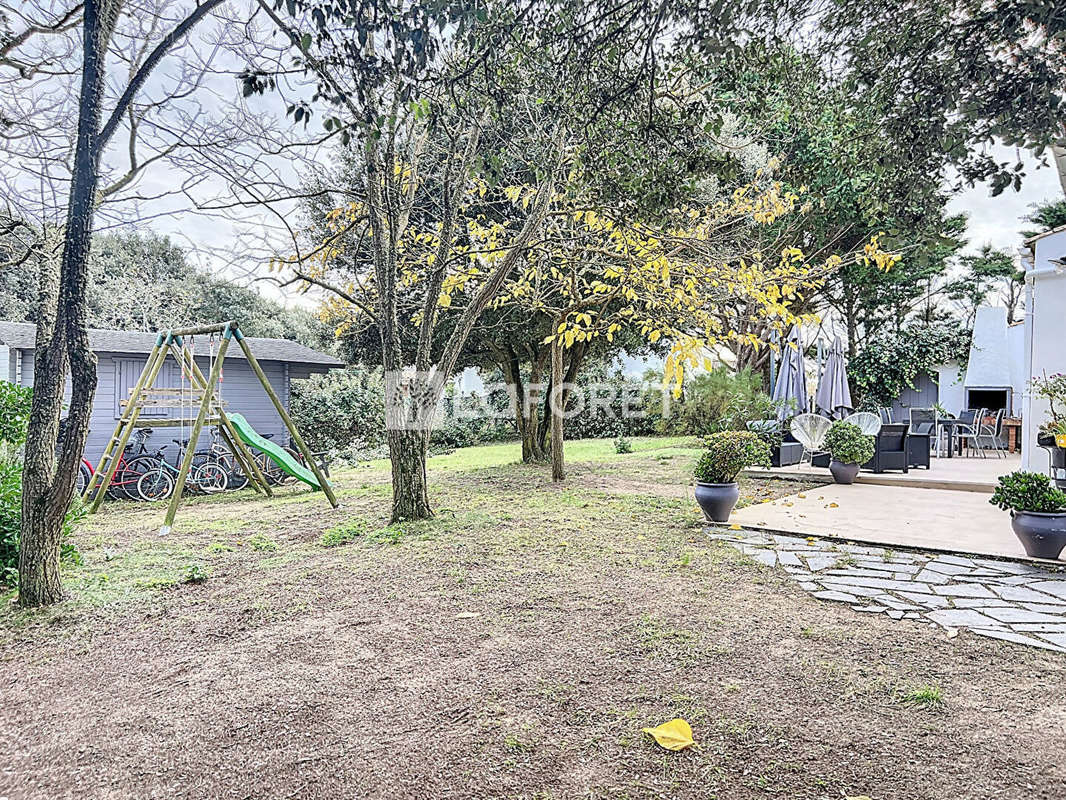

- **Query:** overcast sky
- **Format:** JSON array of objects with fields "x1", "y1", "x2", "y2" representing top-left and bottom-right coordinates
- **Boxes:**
[{"x1": 947, "y1": 148, "x2": 1063, "y2": 255}]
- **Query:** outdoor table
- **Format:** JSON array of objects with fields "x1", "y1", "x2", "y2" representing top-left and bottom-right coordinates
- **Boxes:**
[{"x1": 936, "y1": 417, "x2": 967, "y2": 458}]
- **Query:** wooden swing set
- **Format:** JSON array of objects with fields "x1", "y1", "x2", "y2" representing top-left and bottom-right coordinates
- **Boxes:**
[{"x1": 82, "y1": 321, "x2": 338, "y2": 535}]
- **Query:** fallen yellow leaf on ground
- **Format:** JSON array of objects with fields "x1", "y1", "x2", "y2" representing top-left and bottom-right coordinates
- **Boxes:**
[
  {"x1": 828, "y1": 502, "x2": 839, "y2": 508},
  {"x1": 729, "y1": 523, "x2": 742, "y2": 530},
  {"x1": 642, "y1": 718, "x2": 695, "y2": 751}
]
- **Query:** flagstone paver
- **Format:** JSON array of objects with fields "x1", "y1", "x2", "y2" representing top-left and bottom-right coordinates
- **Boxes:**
[{"x1": 709, "y1": 527, "x2": 1066, "y2": 654}]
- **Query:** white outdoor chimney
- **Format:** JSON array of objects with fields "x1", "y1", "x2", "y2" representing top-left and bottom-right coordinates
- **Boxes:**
[{"x1": 964, "y1": 306, "x2": 1016, "y2": 414}]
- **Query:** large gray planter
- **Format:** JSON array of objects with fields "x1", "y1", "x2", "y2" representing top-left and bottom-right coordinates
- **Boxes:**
[
  {"x1": 1011, "y1": 511, "x2": 1066, "y2": 560},
  {"x1": 829, "y1": 460, "x2": 860, "y2": 485},
  {"x1": 694, "y1": 481, "x2": 740, "y2": 522}
]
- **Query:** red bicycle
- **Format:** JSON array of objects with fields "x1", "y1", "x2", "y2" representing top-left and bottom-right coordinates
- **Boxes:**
[{"x1": 77, "y1": 428, "x2": 157, "y2": 500}]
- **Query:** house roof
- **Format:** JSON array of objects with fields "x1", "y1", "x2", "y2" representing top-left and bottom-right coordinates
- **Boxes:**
[
  {"x1": 0, "y1": 321, "x2": 344, "y2": 367},
  {"x1": 1023, "y1": 223, "x2": 1066, "y2": 247}
]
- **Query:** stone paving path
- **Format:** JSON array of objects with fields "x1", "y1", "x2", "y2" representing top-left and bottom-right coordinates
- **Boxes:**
[{"x1": 708, "y1": 528, "x2": 1066, "y2": 654}]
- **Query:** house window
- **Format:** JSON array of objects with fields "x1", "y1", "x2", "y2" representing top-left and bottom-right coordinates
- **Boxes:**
[{"x1": 114, "y1": 357, "x2": 175, "y2": 418}]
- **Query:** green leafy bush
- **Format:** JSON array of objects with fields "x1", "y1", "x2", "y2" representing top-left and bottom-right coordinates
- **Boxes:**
[
  {"x1": 823, "y1": 421, "x2": 875, "y2": 465},
  {"x1": 614, "y1": 435, "x2": 632, "y2": 454},
  {"x1": 562, "y1": 365, "x2": 661, "y2": 440},
  {"x1": 693, "y1": 431, "x2": 771, "y2": 484},
  {"x1": 290, "y1": 369, "x2": 386, "y2": 459},
  {"x1": 652, "y1": 367, "x2": 775, "y2": 436},
  {"x1": 850, "y1": 323, "x2": 971, "y2": 409},
  {"x1": 990, "y1": 471, "x2": 1066, "y2": 514},
  {"x1": 0, "y1": 383, "x2": 32, "y2": 446},
  {"x1": 0, "y1": 386, "x2": 83, "y2": 587},
  {"x1": 431, "y1": 385, "x2": 515, "y2": 450}
]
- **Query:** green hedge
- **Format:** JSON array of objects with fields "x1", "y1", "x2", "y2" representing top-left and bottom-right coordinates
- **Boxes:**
[{"x1": 0, "y1": 384, "x2": 83, "y2": 588}]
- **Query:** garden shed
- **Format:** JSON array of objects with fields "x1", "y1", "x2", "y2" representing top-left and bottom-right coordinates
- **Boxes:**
[{"x1": 0, "y1": 321, "x2": 342, "y2": 463}]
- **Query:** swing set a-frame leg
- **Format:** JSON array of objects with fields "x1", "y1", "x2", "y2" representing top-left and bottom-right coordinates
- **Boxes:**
[
  {"x1": 85, "y1": 340, "x2": 169, "y2": 512},
  {"x1": 234, "y1": 330, "x2": 338, "y2": 508},
  {"x1": 168, "y1": 341, "x2": 272, "y2": 497}
]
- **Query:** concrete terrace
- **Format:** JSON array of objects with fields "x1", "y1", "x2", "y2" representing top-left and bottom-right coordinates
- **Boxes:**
[{"x1": 734, "y1": 454, "x2": 1033, "y2": 561}]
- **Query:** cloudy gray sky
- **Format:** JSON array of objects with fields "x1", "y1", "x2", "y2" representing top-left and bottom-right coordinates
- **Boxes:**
[{"x1": 947, "y1": 149, "x2": 1063, "y2": 255}]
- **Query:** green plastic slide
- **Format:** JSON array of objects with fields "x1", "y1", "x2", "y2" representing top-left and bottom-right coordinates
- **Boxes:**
[{"x1": 227, "y1": 412, "x2": 323, "y2": 489}]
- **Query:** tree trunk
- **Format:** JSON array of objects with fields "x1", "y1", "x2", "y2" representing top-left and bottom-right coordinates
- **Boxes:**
[
  {"x1": 550, "y1": 337, "x2": 564, "y2": 482},
  {"x1": 520, "y1": 360, "x2": 547, "y2": 463},
  {"x1": 386, "y1": 427, "x2": 432, "y2": 523},
  {"x1": 18, "y1": 2, "x2": 115, "y2": 607}
]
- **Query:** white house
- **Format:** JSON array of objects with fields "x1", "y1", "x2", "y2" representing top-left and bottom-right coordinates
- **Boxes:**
[
  {"x1": 1021, "y1": 225, "x2": 1066, "y2": 473},
  {"x1": 935, "y1": 306, "x2": 1026, "y2": 418}
]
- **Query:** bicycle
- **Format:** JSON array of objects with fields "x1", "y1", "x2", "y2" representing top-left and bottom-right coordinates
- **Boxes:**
[
  {"x1": 135, "y1": 438, "x2": 230, "y2": 501},
  {"x1": 67, "y1": 422, "x2": 155, "y2": 500},
  {"x1": 192, "y1": 427, "x2": 250, "y2": 491},
  {"x1": 106, "y1": 429, "x2": 159, "y2": 500}
]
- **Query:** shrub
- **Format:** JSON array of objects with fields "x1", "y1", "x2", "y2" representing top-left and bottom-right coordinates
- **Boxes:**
[
  {"x1": 651, "y1": 367, "x2": 775, "y2": 436},
  {"x1": 0, "y1": 388, "x2": 83, "y2": 587},
  {"x1": 823, "y1": 421, "x2": 875, "y2": 465},
  {"x1": 850, "y1": 322, "x2": 971, "y2": 409},
  {"x1": 562, "y1": 364, "x2": 661, "y2": 440},
  {"x1": 290, "y1": 369, "x2": 386, "y2": 456},
  {"x1": 0, "y1": 383, "x2": 32, "y2": 446},
  {"x1": 614, "y1": 435, "x2": 632, "y2": 454},
  {"x1": 693, "y1": 431, "x2": 771, "y2": 484},
  {"x1": 990, "y1": 471, "x2": 1066, "y2": 514}
]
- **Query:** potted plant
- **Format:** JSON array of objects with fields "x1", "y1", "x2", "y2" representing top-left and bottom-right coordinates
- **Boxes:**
[
  {"x1": 1031, "y1": 373, "x2": 1066, "y2": 447},
  {"x1": 693, "y1": 431, "x2": 771, "y2": 522},
  {"x1": 822, "y1": 420, "x2": 875, "y2": 485},
  {"x1": 990, "y1": 471, "x2": 1066, "y2": 560},
  {"x1": 746, "y1": 420, "x2": 801, "y2": 467}
]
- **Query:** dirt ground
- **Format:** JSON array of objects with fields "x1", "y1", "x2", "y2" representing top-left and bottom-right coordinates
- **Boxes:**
[{"x1": 2, "y1": 439, "x2": 1065, "y2": 800}]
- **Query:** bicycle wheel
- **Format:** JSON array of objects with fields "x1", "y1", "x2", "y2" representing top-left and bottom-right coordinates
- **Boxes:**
[
  {"x1": 117, "y1": 454, "x2": 163, "y2": 501},
  {"x1": 275, "y1": 447, "x2": 301, "y2": 485},
  {"x1": 76, "y1": 462, "x2": 92, "y2": 497},
  {"x1": 194, "y1": 462, "x2": 229, "y2": 494},
  {"x1": 254, "y1": 451, "x2": 284, "y2": 486},
  {"x1": 221, "y1": 455, "x2": 249, "y2": 491},
  {"x1": 137, "y1": 467, "x2": 174, "y2": 502}
]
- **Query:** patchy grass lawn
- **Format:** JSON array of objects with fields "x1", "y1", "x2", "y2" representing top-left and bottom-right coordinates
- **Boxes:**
[{"x1": 2, "y1": 437, "x2": 1064, "y2": 799}]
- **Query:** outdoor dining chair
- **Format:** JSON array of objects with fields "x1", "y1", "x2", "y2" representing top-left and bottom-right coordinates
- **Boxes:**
[
  {"x1": 973, "y1": 408, "x2": 1006, "y2": 459},
  {"x1": 908, "y1": 407, "x2": 943, "y2": 457},
  {"x1": 790, "y1": 413, "x2": 832, "y2": 467},
  {"x1": 954, "y1": 408, "x2": 985, "y2": 457}
]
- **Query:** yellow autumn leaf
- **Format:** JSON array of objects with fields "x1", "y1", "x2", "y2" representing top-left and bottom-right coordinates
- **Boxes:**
[
  {"x1": 729, "y1": 523, "x2": 742, "y2": 530},
  {"x1": 828, "y1": 502, "x2": 839, "y2": 508},
  {"x1": 641, "y1": 718, "x2": 695, "y2": 751}
]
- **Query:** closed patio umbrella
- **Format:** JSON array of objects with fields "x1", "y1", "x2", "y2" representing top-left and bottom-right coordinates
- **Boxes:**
[
  {"x1": 772, "y1": 326, "x2": 808, "y2": 420},
  {"x1": 815, "y1": 337, "x2": 852, "y2": 420}
]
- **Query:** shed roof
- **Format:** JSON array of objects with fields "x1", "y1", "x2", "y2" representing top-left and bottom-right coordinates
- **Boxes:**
[{"x1": 0, "y1": 321, "x2": 343, "y2": 367}]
